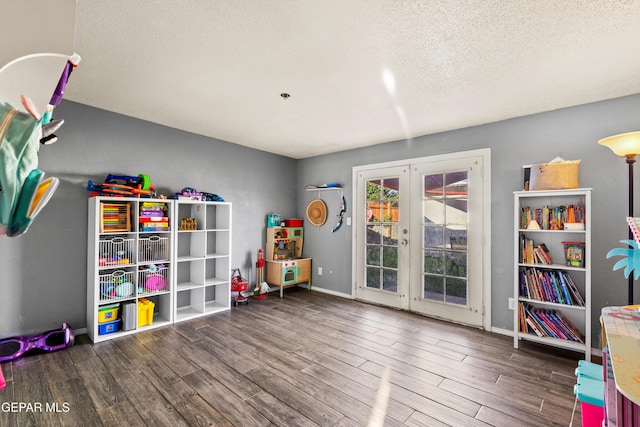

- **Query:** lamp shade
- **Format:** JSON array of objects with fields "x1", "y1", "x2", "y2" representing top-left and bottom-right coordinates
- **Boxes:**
[{"x1": 598, "y1": 131, "x2": 640, "y2": 157}]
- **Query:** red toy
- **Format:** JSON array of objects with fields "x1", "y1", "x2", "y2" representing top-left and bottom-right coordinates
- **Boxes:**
[{"x1": 231, "y1": 269, "x2": 249, "y2": 306}]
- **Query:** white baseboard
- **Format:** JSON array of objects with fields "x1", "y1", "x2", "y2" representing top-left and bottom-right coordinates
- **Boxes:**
[
  {"x1": 303, "y1": 284, "x2": 354, "y2": 299},
  {"x1": 74, "y1": 327, "x2": 87, "y2": 336}
]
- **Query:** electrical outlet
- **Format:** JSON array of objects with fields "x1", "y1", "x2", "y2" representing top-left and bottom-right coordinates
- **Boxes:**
[
  {"x1": 318, "y1": 267, "x2": 323, "y2": 276},
  {"x1": 508, "y1": 297, "x2": 515, "y2": 310}
]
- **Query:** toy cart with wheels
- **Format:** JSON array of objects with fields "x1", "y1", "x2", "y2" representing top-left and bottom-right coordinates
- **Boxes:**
[{"x1": 231, "y1": 268, "x2": 248, "y2": 306}]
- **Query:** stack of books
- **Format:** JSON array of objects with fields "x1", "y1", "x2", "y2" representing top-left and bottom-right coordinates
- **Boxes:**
[
  {"x1": 519, "y1": 302, "x2": 584, "y2": 343},
  {"x1": 520, "y1": 204, "x2": 585, "y2": 230},
  {"x1": 520, "y1": 236, "x2": 553, "y2": 265},
  {"x1": 139, "y1": 202, "x2": 169, "y2": 231},
  {"x1": 519, "y1": 267, "x2": 585, "y2": 306}
]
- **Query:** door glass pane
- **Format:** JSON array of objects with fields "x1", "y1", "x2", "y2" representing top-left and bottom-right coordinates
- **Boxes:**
[
  {"x1": 364, "y1": 177, "x2": 400, "y2": 293},
  {"x1": 446, "y1": 227, "x2": 467, "y2": 251},
  {"x1": 422, "y1": 171, "x2": 469, "y2": 306},
  {"x1": 366, "y1": 267, "x2": 380, "y2": 289},
  {"x1": 423, "y1": 249, "x2": 444, "y2": 274},
  {"x1": 446, "y1": 251, "x2": 467, "y2": 278},
  {"x1": 446, "y1": 278, "x2": 467, "y2": 304},
  {"x1": 382, "y1": 246, "x2": 397, "y2": 268},
  {"x1": 366, "y1": 245, "x2": 380, "y2": 266},
  {"x1": 382, "y1": 269, "x2": 397, "y2": 292},
  {"x1": 424, "y1": 224, "x2": 444, "y2": 248},
  {"x1": 424, "y1": 274, "x2": 444, "y2": 301}
]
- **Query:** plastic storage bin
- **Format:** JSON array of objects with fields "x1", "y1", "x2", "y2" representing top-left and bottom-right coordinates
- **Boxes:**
[
  {"x1": 284, "y1": 218, "x2": 303, "y2": 227},
  {"x1": 575, "y1": 360, "x2": 603, "y2": 381},
  {"x1": 267, "y1": 213, "x2": 280, "y2": 227},
  {"x1": 98, "y1": 319, "x2": 120, "y2": 335},
  {"x1": 574, "y1": 375, "x2": 604, "y2": 427},
  {"x1": 562, "y1": 241, "x2": 585, "y2": 268},
  {"x1": 98, "y1": 304, "x2": 120, "y2": 323},
  {"x1": 137, "y1": 298, "x2": 155, "y2": 328}
]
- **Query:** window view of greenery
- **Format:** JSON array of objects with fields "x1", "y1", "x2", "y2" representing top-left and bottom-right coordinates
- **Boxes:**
[
  {"x1": 363, "y1": 172, "x2": 469, "y2": 305},
  {"x1": 365, "y1": 178, "x2": 399, "y2": 292}
]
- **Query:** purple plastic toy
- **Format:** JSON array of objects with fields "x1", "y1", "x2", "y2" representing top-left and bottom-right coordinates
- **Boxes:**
[{"x1": 0, "y1": 323, "x2": 74, "y2": 362}]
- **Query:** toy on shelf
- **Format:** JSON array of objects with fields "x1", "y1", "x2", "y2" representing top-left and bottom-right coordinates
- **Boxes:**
[
  {"x1": 174, "y1": 187, "x2": 224, "y2": 202},
  {"x1": 180, "y1": 217, "x2": 197, "y2": 230},
  {"x1": 87, "y1": 173, "x2": 156, "y2": 198},
  {"x1": 139, "y1": 202, "x2": 169, "y2": 231}
]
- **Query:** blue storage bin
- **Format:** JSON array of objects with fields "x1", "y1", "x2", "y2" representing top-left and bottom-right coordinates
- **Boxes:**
[
  {"x1": 575, "y1": 360, "x2": 603, "y2": 381},
  {"x1": 98, "y1": 319, "x2": 120, "y2": 335}
]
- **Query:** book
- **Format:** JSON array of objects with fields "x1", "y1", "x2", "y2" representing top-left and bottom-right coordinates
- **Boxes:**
[
  {"x1": 525, "y1": 305, "x2": 555, "y2": 338},
  {"x1": 564, "y1": 273, "x2": 585, "y2": 306},
  {"x1": 535, "y1": 308, "x2": 564, "y2": 339},
  {"x1": 554, "y1": 311, "x2": 585, "y2": 343},
  {"x1": 525, "y1": 316, "x2": 545, "y2": 337},
  {"x1": 557, "y1": 273, "x2": 573, "y2": 305},
  {"x1": 538, "y1": 243, "x2": 553, "y2": 264},
  {"x1": 534, "y1": 248, "x2": 548, "y2": 265}
]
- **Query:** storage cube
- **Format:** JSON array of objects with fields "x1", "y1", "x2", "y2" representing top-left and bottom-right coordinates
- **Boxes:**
[
  {"x1": 138, "y1": 298, "x2": 155, "y2": 327},
  {"x1": 98, "y1": 319, "x2": 120, "y2": 335},
  {"x1": 574, "y1": 375, "x2": 604, "y2": 427},
  {"x1": 98, "y1": 304, "x2": 120, "y2": 323}
]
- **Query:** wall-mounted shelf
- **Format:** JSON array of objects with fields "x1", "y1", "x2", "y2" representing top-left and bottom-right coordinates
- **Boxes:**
[{"x1": 304, "y1": 184, "x2": 344, "y2": 194}]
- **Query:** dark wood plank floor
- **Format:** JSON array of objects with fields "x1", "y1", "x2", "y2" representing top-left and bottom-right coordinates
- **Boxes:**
[{"x1": 0, "y1": 288, "x2": 587, "y2": 426}]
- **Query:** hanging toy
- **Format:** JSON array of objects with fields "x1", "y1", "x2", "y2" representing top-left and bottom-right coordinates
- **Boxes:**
[{"x1": 332, "y1": 194, "x2": 347, "y2": 233}]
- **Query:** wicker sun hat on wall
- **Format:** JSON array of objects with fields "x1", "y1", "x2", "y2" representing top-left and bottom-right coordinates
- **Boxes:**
[{"x1": 306, "y1": 199, "x2": 327, "y2": 226}]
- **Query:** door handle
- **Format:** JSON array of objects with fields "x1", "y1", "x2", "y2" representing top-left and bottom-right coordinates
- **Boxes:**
[{"x1": 400, "y1": 239, "x2": 408, "y2": 246}]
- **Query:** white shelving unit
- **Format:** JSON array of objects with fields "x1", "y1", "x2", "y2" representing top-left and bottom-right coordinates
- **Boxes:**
[
  {"x1": 87, "y1": 197, "x2": 174, "y2": 343},
  {"x1": 173, "y1": 200, "x2": 231, "y2": 322},
  {"x1": 513, "y1": 188, "x2": 592, "y2": 360}
]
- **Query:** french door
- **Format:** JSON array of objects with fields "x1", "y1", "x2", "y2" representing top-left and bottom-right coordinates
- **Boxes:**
[
  {"x1": 354, "y1": 166, "x2": 411, "y2": 310},
  {"x1": 353, "y1": 150, "x2": 490, "y2": 328}
]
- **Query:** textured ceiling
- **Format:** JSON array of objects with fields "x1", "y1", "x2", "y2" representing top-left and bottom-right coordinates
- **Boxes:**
[{"x1": 65, "y1": 1, "x2": 640, "y2": 159}]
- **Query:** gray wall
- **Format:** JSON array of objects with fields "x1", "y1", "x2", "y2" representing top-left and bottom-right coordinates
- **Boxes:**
[
  {"x1": 2, "y1": 94, "x2": 640, "y2": 348},
  {"x1": 298, "y1": 93, "x2": 640, "y2": 343},
  {"x1": 0, "y1": 100, "x2": 297, "y2": 337}
]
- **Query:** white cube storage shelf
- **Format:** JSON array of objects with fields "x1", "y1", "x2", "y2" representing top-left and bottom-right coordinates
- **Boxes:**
[
  {"x1": 87, "y1": 197, "x2": 232, "y2": 342},
  {"x1": 173, "y1": 201, "x2": 232, "y2": 323}
]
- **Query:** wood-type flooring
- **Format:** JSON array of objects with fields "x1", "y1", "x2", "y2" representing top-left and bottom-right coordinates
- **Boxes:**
[{"x1": 0, "y1": 288, "x2": 586, "y2": 426}]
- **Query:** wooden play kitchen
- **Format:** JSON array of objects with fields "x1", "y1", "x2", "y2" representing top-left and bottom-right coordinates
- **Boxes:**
[{"x1": 265, "y1": 219, "x2": 311, "y2": 297}]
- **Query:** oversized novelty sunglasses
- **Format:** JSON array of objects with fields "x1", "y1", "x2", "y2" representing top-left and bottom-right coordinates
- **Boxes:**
[{"x1": 0, "y1": 323, "x2": 74, "y2": 362}]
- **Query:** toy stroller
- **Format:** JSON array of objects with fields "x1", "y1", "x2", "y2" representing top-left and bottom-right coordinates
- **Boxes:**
[{"x1": 231, "y1": 268, "x2": 249, "y2": 306}]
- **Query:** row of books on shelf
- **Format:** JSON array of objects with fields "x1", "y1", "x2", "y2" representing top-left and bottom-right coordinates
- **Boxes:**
[
  {"x1": 519, "y1": 204, "x2": 585, "y2": 230},
  {"x1": 519, "y1": 303, "x2": 584, "y2": 343},
  {"x1": 520, "y1": 236, "x2": 553, "y2": 265},
  {"x1": 519, "y1": 267, "x2": 585, "y2": 306}
]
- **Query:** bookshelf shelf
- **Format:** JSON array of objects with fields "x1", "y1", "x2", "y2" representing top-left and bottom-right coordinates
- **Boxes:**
[{"x1": 513, "y1": 188, "x2": 592, "y2": 361}]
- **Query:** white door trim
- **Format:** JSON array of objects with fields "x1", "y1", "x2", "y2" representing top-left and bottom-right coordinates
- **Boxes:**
[{"x1": 351, "y1": 148, "x2": 492, "y2": 330}]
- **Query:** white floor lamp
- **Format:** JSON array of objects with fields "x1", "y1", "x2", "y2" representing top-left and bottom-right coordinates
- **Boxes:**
[{"x1": 599, "y1": 131, "x2": 640, "y2": 305}]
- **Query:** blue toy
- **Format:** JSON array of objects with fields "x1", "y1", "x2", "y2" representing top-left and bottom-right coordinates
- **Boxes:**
[{"x1": 606, "y1": 239, "x2": 640, "y2": 280}]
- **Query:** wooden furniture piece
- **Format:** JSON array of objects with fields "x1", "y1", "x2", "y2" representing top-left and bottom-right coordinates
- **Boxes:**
[
  {"x1": 87, "y1": 197, "x2": 173, "y2": 343},
  {"x1": 265, "y1": 226, "x2": 311, "y2": 296},
  {"x1": 265, "y1": 258, "x2": 312, "y2": 297},
  {"x1": 173, "y1": 200, "x2": 231, "y2": 322},
  {"x1": 513, "y1": 188, "x2": 592, "y2": 360},
  {"x1": 601, "y1": 306, "x2": 640, "y2": 425}
]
